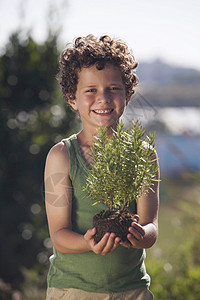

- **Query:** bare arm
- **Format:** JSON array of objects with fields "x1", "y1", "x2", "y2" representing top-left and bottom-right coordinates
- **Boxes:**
[{"x1": 44, "y1": 142, "x2": 120, "y2": 255}]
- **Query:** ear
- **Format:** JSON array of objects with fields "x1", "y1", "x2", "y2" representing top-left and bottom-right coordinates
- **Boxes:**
[
  {"x1": 125, "y1": 96, "x2": 131, "y2": 106},
  {"x1": 67, "y1": 94, "x2": 78, "y2": 111}
]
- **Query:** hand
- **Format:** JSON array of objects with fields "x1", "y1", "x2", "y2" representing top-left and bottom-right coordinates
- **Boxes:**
[
  {"x1": 84, "y1": 228, "x2": 121, "y2": 255},
  {"x1": 120, "y1": 215, "x2": 145, "y2": 249}
]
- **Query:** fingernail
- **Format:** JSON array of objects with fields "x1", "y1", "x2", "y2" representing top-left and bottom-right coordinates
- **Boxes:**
[{"x1": 133, "y1": 215, "x2": 139, "y2": 222}]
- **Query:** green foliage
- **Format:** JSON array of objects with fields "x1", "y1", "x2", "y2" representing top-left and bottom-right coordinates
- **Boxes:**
[
  {"x1": 148, "y1": 229, "x2": 200, "y2": 300},
  {"x1": 0, "y1": 31, "x2": 78, "y2": 289},
  {"x1": 146, "y1": 177, "x2": 200, "y2": 299},
  {"x1": 85, "y1": 120, "x2": 159, "y2": 210}
]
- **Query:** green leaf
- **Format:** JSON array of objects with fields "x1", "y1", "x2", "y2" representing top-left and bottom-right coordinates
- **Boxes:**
[{"x1": 84, "y1": 120, "x2": 159, "y2": 210}]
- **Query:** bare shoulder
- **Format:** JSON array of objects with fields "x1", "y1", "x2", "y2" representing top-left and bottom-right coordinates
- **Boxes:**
[
  {"x1": 47, "y1": 141, "x2": 69, "y2": 160},
  {"x1": 45, "y1": 141, "x2": 69, "y2": 169},
  {"x1": 45, "y1": 142, "x2": 69, "y2": 173}
]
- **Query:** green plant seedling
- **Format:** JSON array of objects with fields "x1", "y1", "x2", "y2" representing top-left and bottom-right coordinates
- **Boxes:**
[{"x1": 85, "y1": 120, "x2": 159, "y2": 243}]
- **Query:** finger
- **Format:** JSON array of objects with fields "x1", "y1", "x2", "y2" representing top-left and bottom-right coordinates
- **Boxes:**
[
  {"x1": 128, "y1": 227, "x2": 144, "y2": 241},
  {"x1": 109, "y1": 235, "x2": 121, "y2": 252},
  {"x1": 133, "y1": 215, "x2": 139, "y2": 223},
  {"x1": 84, "y1": 228, "x2": 96, "y2": 241},
  {"x1": 130, "y1": 223, "x2": 145, "y2": 236},
  {"x1": 93, "y1": 232, "x2": 111, "y2": 254},
  {"x1": 95, "y1": 233, "x2": 120, "y2": 255},
  {"x1": 120, "y1": 240, "x2": 132, "y2": 248},
  {"x1": 100, "y1": 233, "x2": 117, "y2": 255},
  {"x1": 127, "y1": 233, "x2": 139, "y2": 247}
]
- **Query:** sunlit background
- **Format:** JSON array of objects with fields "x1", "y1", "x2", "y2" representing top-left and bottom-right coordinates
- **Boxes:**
[
  {"x1": 0, "y1": 1, "x2": 200, "y2": 299},
  {"x1": 1, "y1": 0, "x2": 200, "y2": 69}
]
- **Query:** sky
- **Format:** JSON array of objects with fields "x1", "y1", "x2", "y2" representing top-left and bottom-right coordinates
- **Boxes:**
[{"x1": 0, "y1": 0, "x2": 200, "y2": 70}]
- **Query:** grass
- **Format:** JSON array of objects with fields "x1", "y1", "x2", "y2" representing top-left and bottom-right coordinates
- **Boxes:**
[{"x1": 146, "y1": 174, "x2": 200, "y2": 299}]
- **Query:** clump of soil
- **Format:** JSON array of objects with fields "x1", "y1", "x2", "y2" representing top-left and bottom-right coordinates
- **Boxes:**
[{"x1": 92, "y1": 209, "x2": 136, "y2": 243}]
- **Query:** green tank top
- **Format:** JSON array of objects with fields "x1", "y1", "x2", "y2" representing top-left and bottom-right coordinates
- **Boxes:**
[{"x1": 47, "y1": 134, "x2": 150, "y2": 292}]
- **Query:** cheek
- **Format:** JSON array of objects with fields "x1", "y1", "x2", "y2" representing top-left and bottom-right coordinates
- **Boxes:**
[
  {"x1": 116, "y1": 96, "x2": 127, "y2": 109},
  {"x1": 77, "y1": 97, "x2": 95, "y2": 112},
  {"x1": 82, "y1": 96, "x2": 95, "y2": 106}
]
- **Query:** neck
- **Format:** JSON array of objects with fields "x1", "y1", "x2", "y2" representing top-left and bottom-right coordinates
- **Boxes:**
[{"x1": 77, "y1": 125, "x2": 115, "y2": 147}]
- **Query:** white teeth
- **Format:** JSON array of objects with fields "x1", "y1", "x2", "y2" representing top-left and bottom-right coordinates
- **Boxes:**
[{"x1": 94, "y1": 109, "x2": 112, "y2": 114}]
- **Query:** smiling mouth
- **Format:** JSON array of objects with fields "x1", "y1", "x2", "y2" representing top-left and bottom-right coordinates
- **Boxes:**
[{"x1": 93, "y1": 109, "x2": 114, "y2": 114}]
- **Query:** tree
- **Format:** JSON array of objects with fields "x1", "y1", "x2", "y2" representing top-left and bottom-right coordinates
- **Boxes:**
[{"x1": 0, "y1": 32, "x2": 78, "y2": 289}]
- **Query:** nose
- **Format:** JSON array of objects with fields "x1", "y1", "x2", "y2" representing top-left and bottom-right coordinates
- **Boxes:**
[{"x1": 96, "y1": 90, "x2": 112, "y2": 103}]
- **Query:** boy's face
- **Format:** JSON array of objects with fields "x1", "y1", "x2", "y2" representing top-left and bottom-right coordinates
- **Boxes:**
[{"x1": 68, "y1": 64, "x2": 129, "y2": 133}]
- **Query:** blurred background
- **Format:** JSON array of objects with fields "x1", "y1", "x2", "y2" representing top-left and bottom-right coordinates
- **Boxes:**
[{"x1": 0, "y1": 0, "x2": 200, "y2": 299}]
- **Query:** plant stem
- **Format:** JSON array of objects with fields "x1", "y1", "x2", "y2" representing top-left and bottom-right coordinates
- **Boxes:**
[
  {"x1": 122, "y1": 197, "x2": 126, "y2": 210},
  {"x1": 110, "y1": 199, "x2": 113, "y2": 210}
]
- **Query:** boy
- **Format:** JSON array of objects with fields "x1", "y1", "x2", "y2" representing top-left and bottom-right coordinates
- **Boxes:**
[{"x1": 45, "y1": 35, "x2": 159, "y2": 299}]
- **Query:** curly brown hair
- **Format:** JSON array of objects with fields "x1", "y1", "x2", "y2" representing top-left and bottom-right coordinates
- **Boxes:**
[{"x1": 57, "y1": 35, "x2": 139, "y2": 101}]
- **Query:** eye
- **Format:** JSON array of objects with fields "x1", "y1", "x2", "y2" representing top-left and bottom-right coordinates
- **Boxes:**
[
  {"x1": 109, "y1": 86, "x2": 121, "y2": 91},
  {"x1": 86, "y1": 88, "x2": 96, "y2": 93}
]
